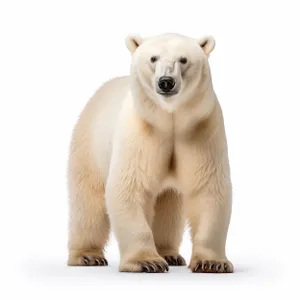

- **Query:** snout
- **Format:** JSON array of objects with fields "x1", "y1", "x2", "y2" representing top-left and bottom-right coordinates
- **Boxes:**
[
  {"x1": 157, "y1": 76, "x2": 179, "y2": 96},
  {"x1": 158, "y1": 76, "x2": 175, "y2": 93}
]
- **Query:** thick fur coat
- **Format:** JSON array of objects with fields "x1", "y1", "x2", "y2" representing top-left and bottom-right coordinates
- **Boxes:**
[{"x1": 67, "y1": 33, "x2": 233, "y2": 273}]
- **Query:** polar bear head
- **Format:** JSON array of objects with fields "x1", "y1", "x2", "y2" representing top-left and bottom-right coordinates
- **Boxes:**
[{"x1": 125, "y1": 33, "x2": 215, "y2": 113}]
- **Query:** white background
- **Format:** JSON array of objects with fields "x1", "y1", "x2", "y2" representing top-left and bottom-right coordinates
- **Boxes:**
[{"x1": 0, "y1": 0, "x2": 299, "y2": 299}]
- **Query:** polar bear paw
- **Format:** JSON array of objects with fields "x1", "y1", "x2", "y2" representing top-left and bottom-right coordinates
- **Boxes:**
[
  {"x1": 68, "y1": 251, "x2": 108, "y2": 266},
  {"x1": 140, "y1": 260, "x2": 169, "y2": 273},
  {"x1": 164, "y1": 254, "x2": 186, "y2": 266},
  {"x1": 119, "y1": 254, "x2": 169, "y2": 273},
  {"x1": 189, "y1": 258, "x2": 234, "y2": 273}
]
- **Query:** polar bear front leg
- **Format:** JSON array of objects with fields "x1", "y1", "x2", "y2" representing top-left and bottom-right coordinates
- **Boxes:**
[
  {"x1": 187, "y1": 189, "x2": 234, "y2": 273},
  {"x1": 152, "y1": 189, "x2": 186, "y2": 266},
  {"x1": 105, "y1": 118, "x2": 171, "y2": 273},
  {"x1": 178, "y1": 134, "x2": 234, "y2": 273}
]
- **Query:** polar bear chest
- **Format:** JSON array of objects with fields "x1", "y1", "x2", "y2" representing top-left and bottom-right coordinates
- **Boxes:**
[
  {"x1": 160, "y1": 149, "x2": 182, "y2": 192},
  {"x1": 161, "y1": 174, "x2": 179, "y2": 191}
]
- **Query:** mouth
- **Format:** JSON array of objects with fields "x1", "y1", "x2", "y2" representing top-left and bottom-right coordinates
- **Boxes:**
[{"x1": 156, "y1": 89, "x2": 179, "y2": 97}]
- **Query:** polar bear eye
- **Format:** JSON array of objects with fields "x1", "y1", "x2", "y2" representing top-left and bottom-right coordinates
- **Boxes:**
[
  {"x1": 179, "y1": 57, "x2": 187, "y2": 64},
  {"x1": 150, "y1": 56, "x2": 158, "y2": 63}
]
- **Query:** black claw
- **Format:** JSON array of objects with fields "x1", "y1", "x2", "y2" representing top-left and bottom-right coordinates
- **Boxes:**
[
  {"x1": 203, "y1": 261, "x2": 209, "y2": 271},
  {"x1": 177, "y1": 257, "x2": 183, "y2": 265},
  {"x1": 194, "y1": 263, "x2": 200, "y2": 272},
  {"x1": 148, "y1": 263, "x2": 157, "y2": 273},
  {"x1": 95, "y1": 259, "x2": 100, "y2": 265},
  {"x1": 157, "y1": 263, "x2": 165, "y2": 273},
  {"x1": 170, "y1": 256, "x2": 177, "y2": 265},
  {"x1": 224, "y1": 263, "x2": 228, "y2": 272},
  {"x1": 83, "y1": 256, "x2": 90, "y2": 265},
  {"x1": 198, "y1": 261, "x2": 203, "y2": 271},
  {"x1": 165, "y1": 256, "x2": 174, "y2": 265},
  {"x1": 164, "y1": 263, "x2": 169, "y2": 272},
  {"x1": 209, "y1": 263, "x2": 215, "y2": 271},
  {"x1": 141, "y1": 264, "x2": 150, "y2": 273},
  {"x1": 216, "y1": 263, "x2": 221, "y2": 272}
]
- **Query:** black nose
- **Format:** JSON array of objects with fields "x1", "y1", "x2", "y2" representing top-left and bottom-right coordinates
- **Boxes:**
[{"x1": 158, "y1": 76, "x2": 175, "y2": 93}]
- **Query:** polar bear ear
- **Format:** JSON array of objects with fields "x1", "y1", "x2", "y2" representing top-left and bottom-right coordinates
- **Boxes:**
[
  {"x1": 125, "y1": 34, "x2": 143, "y2": 54},
  {"x1": 198, "y1": 35, "x2": 216, "y2": 56}
]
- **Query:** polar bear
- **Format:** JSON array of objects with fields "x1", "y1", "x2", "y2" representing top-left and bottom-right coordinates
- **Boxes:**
[{"x1": 67, "y1": 33, "x2": 234, "y2": 273}]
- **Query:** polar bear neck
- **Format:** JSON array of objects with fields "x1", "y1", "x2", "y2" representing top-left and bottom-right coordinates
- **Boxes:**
[{"x1": 130, "y1": 69, "x2": 217, "y2": 135}]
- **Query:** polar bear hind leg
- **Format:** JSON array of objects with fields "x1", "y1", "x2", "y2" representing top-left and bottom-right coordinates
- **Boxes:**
[{"x1": 67, "y1": 156, "x2": 110, "y2": 266}]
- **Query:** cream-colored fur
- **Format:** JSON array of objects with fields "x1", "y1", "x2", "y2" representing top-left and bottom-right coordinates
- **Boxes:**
[{"x1": 67, "y1": 33, "x2": 233, "y2": 273}]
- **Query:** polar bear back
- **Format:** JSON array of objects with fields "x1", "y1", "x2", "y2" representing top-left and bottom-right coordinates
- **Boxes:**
[{"x1": 71, "y1": 76, "x2": 130, "y2": 184}]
